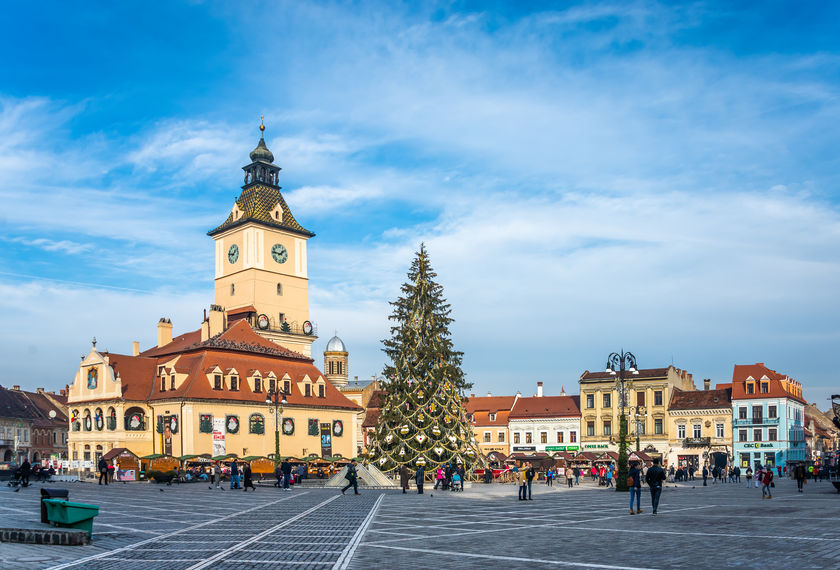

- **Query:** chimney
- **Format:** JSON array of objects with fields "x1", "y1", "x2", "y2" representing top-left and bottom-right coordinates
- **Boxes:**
[
  {"x1": 157, "y1": 318, "x2": 173, "y2": 347},
  {"x1": 12, "y1": 385, "x2": 20, "y2": 391},
  {"x1": 205, "y1": 306, "x2": 226, "y2": 339},
  {"x1": 60, "y1": 389, "x2": 66, "y2": 396},
  {"x1": 36, "y1": 387, "x2": 44, "y2": 392},
  {"x1": 703, "y1": 378, "x2": 710, "y2": 391},
  {"x1": 470, "y1": 393, "x2": 475, "y2": 398},
  {"x1": 132, "y1": 341, "x2": 140, "y2": 356},
  {"x1": 487, "y1": 392, "x2": 492, "y2": 397},
  {"x1": 537, "y1": 382, "x2": 543, "y2": 398}
]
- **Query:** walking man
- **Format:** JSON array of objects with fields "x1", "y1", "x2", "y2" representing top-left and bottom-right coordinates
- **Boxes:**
[
  {"x1": 702, "y1": 465, "x2": 708, "y2": 486},
  {"x1": 243, "y1": 462, "x2": 256, "y2": 491},
  {"x1": 628, "y1": 460, "x2": 643, "y2": 515},
  {"x1": 97, "y1": 456, "x2": 108, "y2": 486},
  {"x1": 761, "y1": 466, "x2": 774, "y2": 499},
  {"x1": 230, "y1": 460, "x2": 241, "y2": 489},
  {"x1": 281, "y1": 459, "x2": 292, "y2": 490},
  {"x1": 415, "y1": 464, "x2": 425, "y2": 494},
  {"x1": 341, "y1": 459, "x2": 360, "y2": 495},
  {"x1": 645, "y1": 457, "x2": 666, "y2": 515},
  {"x1": 794, "y1": 463, "x2": 806, "y2": 493},
  {"x1": 745, "y1": 466, "x2": 753, "y2": 488}
]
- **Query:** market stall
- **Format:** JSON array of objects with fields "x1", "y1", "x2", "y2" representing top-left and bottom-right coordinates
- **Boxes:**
[{"x1": 103, "y1": 448, "x2": 140, "y2": 481}]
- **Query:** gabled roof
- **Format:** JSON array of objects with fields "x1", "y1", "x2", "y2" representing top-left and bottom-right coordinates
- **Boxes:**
[
  {"x1": 471, "y1": 410, "x2": 511, "y2": 427},
  {"x1": 669, "y1": 387, "x2": 732, "y2": 411},
  {"x1": 465, "y1": 395, "x2": 517, "y2": 414},
  {"x1": 208, "y1": 183, "x2": 313, "y2": 238},
  {"x1": 730, "y1": 363, "x2": 806, "y2": 404},
  {"x1": 509, "y1": 395, "x2": 581, "y2": 419}
]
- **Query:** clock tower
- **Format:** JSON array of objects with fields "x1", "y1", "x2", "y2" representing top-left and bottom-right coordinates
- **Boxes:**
[{"x1": 208, "y1": 122, "x2": 317, "y2": 356}]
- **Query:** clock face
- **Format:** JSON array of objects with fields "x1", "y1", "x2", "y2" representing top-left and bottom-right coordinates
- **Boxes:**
[
  {"x1": 271, "y1": 243, "x2": 288, "y2": 264},
  {"x1": 228, "y1": 244, "x2": 239, "y2": 264}
]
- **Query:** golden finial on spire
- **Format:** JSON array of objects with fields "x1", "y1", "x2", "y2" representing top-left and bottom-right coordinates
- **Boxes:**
[{"x1": 260, "y1": 115, "x2": 265, "y2": 133}]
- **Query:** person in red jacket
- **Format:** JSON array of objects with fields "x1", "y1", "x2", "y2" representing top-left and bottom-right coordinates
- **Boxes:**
[{"x1": 761, "y1": 467, "x2": 774, "y2": 499}]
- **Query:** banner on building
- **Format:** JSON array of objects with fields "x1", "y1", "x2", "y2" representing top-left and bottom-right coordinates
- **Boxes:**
[
  {"x1": 212, "y1": 417, "x2": 226, "y2": 457},
  {"x1": 320, "y1": 423, "x2": 332, "y2": 457}
]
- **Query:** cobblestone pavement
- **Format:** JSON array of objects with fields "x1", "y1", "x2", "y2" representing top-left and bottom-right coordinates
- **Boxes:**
[{"x1": 1, "y1": 476, "x2": 838, "y2": 569}]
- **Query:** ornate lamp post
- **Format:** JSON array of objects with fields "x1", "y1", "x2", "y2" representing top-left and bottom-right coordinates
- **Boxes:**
[
  {"x1": 628, "y1": 405, "x2": 647, "y2": 452},
  {"x1": 606, "y1": 350, "x2": 639, "y2": 492},
  {"x1": 266, "y1": 389, "x2": 287, "y2": 464}
]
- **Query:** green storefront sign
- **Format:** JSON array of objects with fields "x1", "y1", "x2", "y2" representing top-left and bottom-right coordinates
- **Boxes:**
[{"x1": 546, "y1": 445, "x2": 580, "y2": 452}]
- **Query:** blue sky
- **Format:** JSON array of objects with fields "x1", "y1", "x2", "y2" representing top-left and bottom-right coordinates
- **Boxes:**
[{"x1": 1, "y1": 1, "x2": 839, "y2": 406}]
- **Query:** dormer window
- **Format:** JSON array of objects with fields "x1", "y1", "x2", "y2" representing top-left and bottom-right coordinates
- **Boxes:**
[
  {"x1": 489, "y1": 413, "x2": 497, "y2": 422},
  {"x1": 268, "y1": 378, "x2": 276, "y2": 393},
  {"x1": 305, "y1": 383, "x2": 311, "y2": 397},
  {"x1": 214, "y1": 375, "x2": 222, "y2": 390},
  {"x1": 160, "y1": 376, "x2": 166, "y2": 391},
  {"x1": 318, "y1": 384, "x2": 325, "y2": 398},
  {"x1": 746, "y1": 382, "x2": 754, "y2": 394},
  {"x1": 170, "y1": 376, "x2": 175, "y2": 391},
  {"x1": 272, "y1": 203, "x2": 283, "y2": 222},
  {"x1": 254, "y1": 377, "x2": 262, "y2": 392},
  {"x1": 230, "y1": 376, "x2": 239, "y2": 391},
  {"x1": 283, "y1": 380, "x2": 290, "y2": 394},
  {"x1": 760, "y1": 382, "x2": 769, "y2": 394}
]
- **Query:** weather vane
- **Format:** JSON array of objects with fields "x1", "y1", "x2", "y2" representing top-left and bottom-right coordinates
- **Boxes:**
[{"x1": 260, "y1": 115, "x2": 265, "y2": 133}]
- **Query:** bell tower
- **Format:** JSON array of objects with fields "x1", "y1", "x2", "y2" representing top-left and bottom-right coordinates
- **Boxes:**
[
  {"x1": 324, "y1": 334, "x2": 349, "y2": 387},
  {"x1": 208, "y1": 121, "x2": 317, "y2": 356}
]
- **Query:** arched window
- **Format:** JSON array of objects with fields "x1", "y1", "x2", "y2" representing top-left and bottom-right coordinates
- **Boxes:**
[
  {"x1": 249, "y1": 414, "x2": 265, "y2": 435},
  {"x1": 124, "y1": 407, "x2": 146, "y2": 431},
  {"x1": 71, "y1": 409, "x2": 80, "y2": 431},
  {"x1": 83, "y1": 410, "x2": 92, "y2": 431},
  {"x1": 107, "y1": 407, "x2": 117, "y2": 430},
  {"x1": 94, "y1": 408, "x2": 104, "y2": 431}
]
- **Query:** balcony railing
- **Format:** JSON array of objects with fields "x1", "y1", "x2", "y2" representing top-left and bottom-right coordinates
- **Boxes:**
[{"x1": 733, "y1": 417, "x2": 779, "y2": 427}]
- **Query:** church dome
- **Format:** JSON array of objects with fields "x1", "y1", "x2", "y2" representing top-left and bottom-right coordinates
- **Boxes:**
[
  {"x1": 326, "y1": 335, "x2": 346, "y2": 352},
  {"x1": 249, "y1": 133, "x2": 275, "y2": 164}
]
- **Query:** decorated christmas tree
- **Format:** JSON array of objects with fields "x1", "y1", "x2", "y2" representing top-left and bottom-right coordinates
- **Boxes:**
[{"x1": 368, "y1": 244, "x2": 482, "y2": 473}]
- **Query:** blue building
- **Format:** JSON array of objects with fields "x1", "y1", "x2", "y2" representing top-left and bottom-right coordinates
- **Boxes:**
[{"x1": 731, "y1": 363, "x2": 806, "y2": 469}]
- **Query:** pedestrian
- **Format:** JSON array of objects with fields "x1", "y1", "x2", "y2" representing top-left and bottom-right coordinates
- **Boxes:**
[
  {"x1": 399, "y1": 465, "x2": 410, "y2": 494},
  {"x1": 702, "y1": 465, "x2": 708, "y2": 486},
  {"x1": 97, "y1": 456, "x2": 108, "y2": 486},
  {"x1": 735, "y1": 465, "x2": 741, "y2": 483},
  {"x1": 108, "y1": 462, "x2": 115, "y2": 483},
  {"x1": 281, "y1": 459, "x2": 292, "y2": 491},
  {"x1": 591, "y1": 465, "x2": 597, "y2": 481},
  {"x1": 243, "y1": 462, "x2": 256, "y2": 491},
  {"x1": 644, "y1": 457, "x2": 666, "y2": 515},
  {"x1": 605, "y1": 466, "x2": 613, "y2": 488},
  {"x1": 745, "y1": 466, "x2": 752, "y2": 488},
  {"x1": 574, "y1": 467, "x2": 580, "y2": 486},
  {"x1": 518, "y1": 465, "x2": 528, "y2": 501},
  {"x1": 525, "y1": 462, "x2": 536, "y2": 500},
  {"x1": 668, "y1": 465, "x2": 675, "y2": 483},
  {"x1": 434, "y1": 466, "x2": 445, "y2": 490},
  {"x1": 794, "y1": 463, "x2": 806, "y2": 493},
  {"x1": 546, "y1": 467, "x2": 553, "y2": 486},
  {"x1": 754, "y1": 465, "x2": 761, "y2": 488},
  {"x1": 274, "y1": 463, "x2": 283, "y2": 488},
  {"x1": 341, "y1": 459, "x2": 360, "y2": 495},
  {"x1": 19, "y1": 459, "x2": 32, "y2": 487},
  {"x1": 415, "y1": 464, "x2": 425, "y2": 494},
  {"x1": 230, "y1": 460, "x2": 241, "y2": 489},
  {"x1": 456, "y1": 463, "x2": 466, "y2": 491},
  {"x1": 566, "y1": 466, "x2": 574, "y2": 488},
  {"x1": 761, "y1": 466, "x2": 774, "y2": 499},
  {"x1": 628, "y1": 460, "x2": 643, "y2": 515}
]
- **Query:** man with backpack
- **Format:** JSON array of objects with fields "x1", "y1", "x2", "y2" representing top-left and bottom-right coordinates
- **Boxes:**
[
  {"x1": 644, "y1": 457, "x2": 666, "y2": 515},
  {"x1": 525, "y1": 462, "x2": 536, "y2": 500},
  {"x1": 341, "y1": 459, "x2": 360, "y2": 495}
]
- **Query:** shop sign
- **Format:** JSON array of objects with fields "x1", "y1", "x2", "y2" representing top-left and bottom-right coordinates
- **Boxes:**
[
  {"x1": 584, "y1": 444, "x2": 609, "y2": 449},
  {"x1": 748, "y1": 443, "x2": 774, "y2": 449},
  {"x1": 512, "y1": 446, "x2": 536, "y2": 452},
  {"x1": 545, "y1": 446, "x2": 566, "y2": 451},
  {"x1": 565, "y1": 446, "x2": 579, "y2": 451}
]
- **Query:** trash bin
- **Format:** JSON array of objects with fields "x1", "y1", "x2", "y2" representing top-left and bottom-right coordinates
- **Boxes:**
[
  {"x1": 41, "y1": 488, "x2": 70, "y2": 523},
  {"x1": 42, "y1": 499, "x2": 100, "y2": 538}
]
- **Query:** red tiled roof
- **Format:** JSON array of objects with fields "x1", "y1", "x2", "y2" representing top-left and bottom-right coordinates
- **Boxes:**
[
  {"x1": 669, "y1": 387, "x2": 732, "y2": 410},
  {"x1": 362, "y1": 409, "x2": 381, "y2": 428},
  {"x1": 105, "y1": 354, "x2": 158, "y2": 401},
  {"x1": 730, "y1": 363, "x2": 806, "y2": 404},
  {"x1": 367, "y1": 390, "x2": 387, "y2": 408},
  {"x1": 509, "y1": 395, "x2": 581, "y2": 419},
  {"x1": 227, "y1": 305, "x2": 257, "y2": 315},
  {"x1": 139, "y1": 329, "x2": 202, "y2": 358},
  {"x1": 465, "y1": 396, "x2": 517, "y2": 414},
  {"x1": 471, "y1": 410, "x2": 511, "y2": 427}
]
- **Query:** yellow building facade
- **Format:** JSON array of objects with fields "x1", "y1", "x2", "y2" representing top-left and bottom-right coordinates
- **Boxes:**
[
  {"x1": 579, "y1": 366, "x2": 696, "y2": 462},
  {"x1": 667, "y1": 384, "x2": 733, "y2": 471},
  {"x1": 66, "y1": 127, "x2": 362, "y2": 472}
]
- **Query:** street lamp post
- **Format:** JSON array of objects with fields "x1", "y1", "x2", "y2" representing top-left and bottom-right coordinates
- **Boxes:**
[
  {"x1": 266, "y1": 389, "x2": 287, "y2": 464},
  {"x1": 628, "y1": 405, "x2": 647, "y2": 452},
  {"x1": 606, "y1": 350, "x2": 639, "y2": 492}
]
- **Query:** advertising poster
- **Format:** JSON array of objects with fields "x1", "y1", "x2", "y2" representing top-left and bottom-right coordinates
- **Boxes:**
[
  {"x1": 212, "y1": 417, "x2": 226, "y2": 457},
  {"x1": 117, "y1": 469, "x2": 136, "y2": 481},
  {"x1": 320, "y1": 423, "x2": 332, "y2": 457}
]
